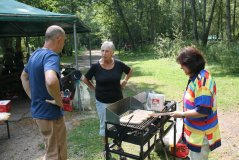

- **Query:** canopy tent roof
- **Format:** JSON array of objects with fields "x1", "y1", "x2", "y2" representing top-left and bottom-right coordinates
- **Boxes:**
[{"x1": 0, "y1": 0, "x2": 90, "y2": 37}]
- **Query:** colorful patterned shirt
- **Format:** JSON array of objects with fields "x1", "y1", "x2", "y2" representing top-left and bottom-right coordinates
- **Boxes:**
[{"x1": 183, "y1": 69, "x2": 221, "y2": 152}]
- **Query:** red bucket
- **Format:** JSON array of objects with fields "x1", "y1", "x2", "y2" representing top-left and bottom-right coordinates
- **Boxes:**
[
  {"x1": 61, "y1": 90, "x2": 73, "y2": 112},
  {"x1": 170, "y1": 143, "x2": 189, "y2": 158}
]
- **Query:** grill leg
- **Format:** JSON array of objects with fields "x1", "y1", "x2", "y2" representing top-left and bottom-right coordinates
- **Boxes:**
[
  {"x1": 139, "y1": 145, "x2": 143, "y2": 160},
  {"x1": 160, "y1": 130, "x2": 169, "y2": 160},
  {"x1": 105, "y1": 122, "x2": 109, "y2": 160},
  {"x1": 105, "y1": 138, "x2": 112, "y2": 160},
  {"x1": 148, "y1": 140, "x2": 151, "y2": 159},
  {"x1": 105, "y1": 150, "x2": 110, "y2": 160},
  {"x1": 173, "y1": 118, "x2": 176, "y2": 160}
]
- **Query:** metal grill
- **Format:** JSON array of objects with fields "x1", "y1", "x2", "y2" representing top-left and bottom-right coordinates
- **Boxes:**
[
  {"x1": 120, "y1": 116, "x2": 158, "y2": 130},
  {"x1": 105, "y1": 92, "x2": 177, "y2": 160}
]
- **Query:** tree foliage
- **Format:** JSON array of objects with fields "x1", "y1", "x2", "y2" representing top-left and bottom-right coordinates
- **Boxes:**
[{"x1": 15, "y1": 0, "x2": 239, "y2": 48}]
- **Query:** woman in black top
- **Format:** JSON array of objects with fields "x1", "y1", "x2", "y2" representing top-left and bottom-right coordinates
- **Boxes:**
[{"x1": 83, "y1": 41, "x2": 132, "y2": 150}]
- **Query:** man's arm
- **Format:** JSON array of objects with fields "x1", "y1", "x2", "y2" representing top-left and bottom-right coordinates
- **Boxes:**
[
  {"x1": 21, "y1": 70, "x2": 31, "y2": 99},
  {"x1": 45, "y1": 70, "x2": 63, "y2": 108}
]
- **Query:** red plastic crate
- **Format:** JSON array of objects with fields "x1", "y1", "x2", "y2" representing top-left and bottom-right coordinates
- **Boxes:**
[{"x1": 0, "y1": 100, "x2": 11, "y2": 112}]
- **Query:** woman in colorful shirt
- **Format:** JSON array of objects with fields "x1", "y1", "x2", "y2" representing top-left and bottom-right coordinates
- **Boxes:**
[{"x1": 170, "y1": 46, "x2": 221, "y2": 160}]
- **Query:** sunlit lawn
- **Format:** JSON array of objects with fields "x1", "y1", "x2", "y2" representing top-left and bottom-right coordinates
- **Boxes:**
[
  {"x1": 67, "y1": 118, "x2": 104, "y2": 160},
  {"x1": 122, "y1": 55, "x2": 239, "y2": 112},
  {"x1": 65, "y1": 52, "x2": 239, "y2": 160}
]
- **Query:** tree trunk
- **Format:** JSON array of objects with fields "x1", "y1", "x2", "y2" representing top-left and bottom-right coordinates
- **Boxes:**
[
  {"x1": 217, "y1": 0, "x2": 223, "y2": 40},
  {"x1": 190, "y1": 0, "x2": 199, "y2": 41},
  {"x1": 202, "y1": 0, "x2": 207, "y2": 37},
  {"x1": 220, "y1": 0, "x2": 224, "y2": 39},
  {"x1": 232, "y1": 0, "x2": 236, "y2": 37},
  {"x1": 181, "y1": 0, "x2": 186, "y2": 35},
  {"x1": 226, "y1": 0, "x2": 232, "y2": 41},
  {"x1": 198, "y1": 0, "x2": 202, "y2": 20},
  {"x1": 201, "y1": 0, "x2": 217, "y2": 46},
  {"x1": 112, "y1": 0, "x2": 135, "y2": 50},
  {"x1": 137, "y1": 1, "x2": 144, "y2": 48}
]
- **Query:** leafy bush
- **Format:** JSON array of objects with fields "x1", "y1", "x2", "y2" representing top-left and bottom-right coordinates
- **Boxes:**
[
  {"x1": 118, "y1": 44, "x2": 158, "y2": 60},
  {"x1": 153, "y1": 28, "x2": 188, "y2": 58},
  {"x1": 205, "y1": 41, "x2": 239, "y2": 73},
  {"x1": 119, "y1": 29, "x2": 239, "y2": 75}
]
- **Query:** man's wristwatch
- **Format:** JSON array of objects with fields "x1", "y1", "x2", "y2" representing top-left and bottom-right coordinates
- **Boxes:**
[{"x1": 181, "y1": 112, "x2": 185, "y2": 118}]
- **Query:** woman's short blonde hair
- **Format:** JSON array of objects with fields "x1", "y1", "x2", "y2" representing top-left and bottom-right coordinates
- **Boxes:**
[{"x1": 101, "y1": 41, "x2": 115, "y2": 51}]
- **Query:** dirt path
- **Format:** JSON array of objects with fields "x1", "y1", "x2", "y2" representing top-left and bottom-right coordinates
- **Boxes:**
[
  {"x1": 212, "y1": 111, "x2": 239, "y2": 160},
  {"x1": 0, "y1": 111, "x2": 97, "y2": 160},
  {"x1": 0, "y1": 118, "x2": 44, "y2": 160}
]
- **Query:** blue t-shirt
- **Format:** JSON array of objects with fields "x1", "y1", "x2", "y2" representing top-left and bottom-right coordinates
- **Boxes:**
[{"x1": 24, "y1": 48, "x2": 63, "y2": 120}]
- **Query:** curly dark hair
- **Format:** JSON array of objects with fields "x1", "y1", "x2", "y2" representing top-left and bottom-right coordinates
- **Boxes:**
[{"x1": 176, "y1": 46, "x2": 206, "y2": 76}]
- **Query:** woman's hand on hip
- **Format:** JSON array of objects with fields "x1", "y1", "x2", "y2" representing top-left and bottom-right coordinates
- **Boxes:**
[{"x1": 120, "y1": 80, "x2": 127, "y2": 89}]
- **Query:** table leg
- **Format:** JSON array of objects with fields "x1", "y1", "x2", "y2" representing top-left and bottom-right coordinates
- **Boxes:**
[{"x1": 5, "y1": 120, "x2": 10, "y2": 139}]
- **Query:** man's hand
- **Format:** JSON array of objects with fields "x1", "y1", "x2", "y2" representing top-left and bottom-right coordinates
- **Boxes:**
[
  {"x1": 45, "y1": 70, "x2": 63, "y2": 109},
  {"x1": 46, "y1": 99, "x2": 63, "y2": 108}
]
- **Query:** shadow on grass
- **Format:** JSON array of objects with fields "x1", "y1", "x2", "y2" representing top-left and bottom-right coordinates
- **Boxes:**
[
  {"x1": 119, "y1": 52, "x2": 160, "y2": 62},
  {"x1": 124, "y1": 83, "x2": 166, "y2": 97},
  {"x1": 209, "y1": 65, "x2": 239, "y2": 78},
  {"x1": 129, "y1": 66, "x2": 151, "y2": 77}
]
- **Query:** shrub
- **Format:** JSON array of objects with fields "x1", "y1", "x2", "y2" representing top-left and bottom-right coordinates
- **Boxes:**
[
  {"x1": 206, "y1": 41, "x2": 239, "y2": 73},
  {"x1": 153, "y1": 28, "x2": 188, "y2": 58}
]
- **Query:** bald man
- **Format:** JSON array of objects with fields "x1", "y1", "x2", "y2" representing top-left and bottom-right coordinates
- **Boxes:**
[{"x1": 21, "y1": 25, "x2": 67, "y2": 160}]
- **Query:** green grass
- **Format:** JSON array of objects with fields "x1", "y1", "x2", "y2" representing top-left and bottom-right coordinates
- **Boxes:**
[
  {"x1": 60, "y1": 55, "x2": 76, "y2": 64},
  {"x1": 67, "y1": 118, "x2": 104, "y2": 160},
  {"x1": 60, "y1": 49, "x2": 85, "y2": 64},
  {"x1": 66, "y1": 50, "x2": 239, "y2": 159},
  {"x1": 121, "y1": 54, "x2": 239, "y2": 112},
  {"x1": 123, "y1": 58, "x2": 186, "y2": 102}
]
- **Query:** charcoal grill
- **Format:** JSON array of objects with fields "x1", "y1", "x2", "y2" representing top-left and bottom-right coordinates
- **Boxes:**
[{"x1": 105, "y1": 92, "x2": 177, "y2": 160}]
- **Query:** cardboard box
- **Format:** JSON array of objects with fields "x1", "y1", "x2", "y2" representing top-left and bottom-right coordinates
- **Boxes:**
[
  {"x1": 146, "y1": 93, "x2": 165, "y2": 111},
  {"x1": 0, "y1": 100, "x2": 11, "y2": 112}
]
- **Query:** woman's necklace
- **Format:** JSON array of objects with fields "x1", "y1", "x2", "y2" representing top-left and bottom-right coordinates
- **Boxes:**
[{"x1": 100, "y1": 58, "x2": 114, "y2": 69}]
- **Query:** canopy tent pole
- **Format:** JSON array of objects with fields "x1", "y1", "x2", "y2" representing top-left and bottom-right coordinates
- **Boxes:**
[
  {"x1": 73, "y1": 22, "x2": 83, "y2": 112},
  {"x1": 88, "y1": 33, "x2": 92, "y2": 66},
  {"x1": 74, "y1": 24, "x2": 78, "y2": 70},
  {"x1": 25, "y1": 37, "x2": 30, "y2": 59}
]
